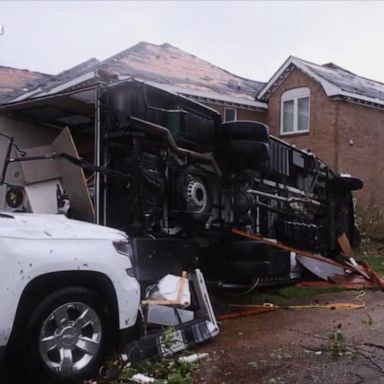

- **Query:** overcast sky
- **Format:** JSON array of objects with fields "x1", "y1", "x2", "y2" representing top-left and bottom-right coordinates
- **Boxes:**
[{"x1": 1, "y1": 1, "x2": 384, "y2": 83}]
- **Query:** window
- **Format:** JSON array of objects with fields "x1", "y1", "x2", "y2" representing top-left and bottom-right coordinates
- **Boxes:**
[
  {"x1": 280, "y1": 87, "x2": 310, "y2": 134},
  {"x1": 224, "y1": 107, "x2": 237, "y2": 122}
]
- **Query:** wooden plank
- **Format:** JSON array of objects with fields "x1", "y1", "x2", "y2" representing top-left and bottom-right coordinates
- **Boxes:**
[
  {"x1": 337, "y1": 232, "x2": 355, "y2": 258},
  {"x1": 361, "y1": 261, "x2": 384, "y2": 290},
  {"x1": 231, "y1": 228, "x2": 373, "y2": 281}
]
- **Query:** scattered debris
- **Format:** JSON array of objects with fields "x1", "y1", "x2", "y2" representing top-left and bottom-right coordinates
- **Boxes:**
[
  {"x1": 217, "y1": 305, "x2": 277, "y2": 321},
  {"x1": 178, "y1": 353, "x2": 209, "y2": 364},
  {"x1": 107, "y1": 353, "x2": 200, "y2": 384},
  {"x1": 130, "y1": 373, "x2": 155, "y2": 383},
  {"x1": 292, "y1": 326, "x2": 384, "y2": 376},
  {"x1": 232, "y1": 228, "x2": 384, "y2": 289},
  {"x1": 247, "y1": 361, "x2": 259, "y2": 368},
  {"x1": 120, "y1": 269, "x2": 219, "y2": 364}
]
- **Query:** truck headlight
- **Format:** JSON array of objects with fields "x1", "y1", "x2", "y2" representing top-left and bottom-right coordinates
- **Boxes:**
[
  {"x1": 113, "y1": 239, "x2": 132, "y2": 257},
  {"x1": 113, "y1": 240, "x2": 136, "y2": 277}
]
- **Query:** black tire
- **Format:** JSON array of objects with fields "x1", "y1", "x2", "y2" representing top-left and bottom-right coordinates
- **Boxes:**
[
  {"x1": 176, "y1": 174, "x2": 213, "y2": 224},
  {"x1": 222, "y1": 121, "x2": 269, "y2": 142},
  {"x1": 328, "y1": 176, "x2": 363, "y2": 191},
  {"x1": 229, "y1": 240, "x2": 269, "y2": 260},
  {"x1": 23, "y1": 287, "x2": 113, "y2": 384},
  {"x1": 225, "y1": 140, "x2": 270, "y2": 161}
]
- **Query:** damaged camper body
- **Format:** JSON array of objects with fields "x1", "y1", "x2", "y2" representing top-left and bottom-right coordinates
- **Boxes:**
[{"x1": 0, "y1": 79, "x2": 362, "y2": 287}]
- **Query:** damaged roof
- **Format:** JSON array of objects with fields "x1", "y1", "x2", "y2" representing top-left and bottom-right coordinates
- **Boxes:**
[
  {"x1": 4, "y1": 42, "x2": 266, "y2": 106},
  {"x1": 0, "y1": 66, "x2": 50, "y2": 103},
  {"x1": 99, "y1": 42, "x2": 265, "y2": 100},
  {"x1": 4, "y1": 48, "x2": 384, "y2": 110},
  {"x1": 258, "y1": 56, "x2": 384, "y2": 108}
]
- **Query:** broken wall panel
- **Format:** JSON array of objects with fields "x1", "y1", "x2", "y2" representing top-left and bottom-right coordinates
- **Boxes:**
[
  {"x1": 0, "y1": 116, "x2": 94, "y2": 221},
  {"x1": 20, "y1": 145, "x2": 61, "y2": 184},
  {"x1": 0, "y1": 115, "x2": 57, "y2": 211},
  {"x1": 51, "y1": 127, "x2": 95, "y2": 222}
]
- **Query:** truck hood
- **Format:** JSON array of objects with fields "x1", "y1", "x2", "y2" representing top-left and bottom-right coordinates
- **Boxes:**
[{"x1": 0, "y1": 212, "x2": 127, "y2": 240}]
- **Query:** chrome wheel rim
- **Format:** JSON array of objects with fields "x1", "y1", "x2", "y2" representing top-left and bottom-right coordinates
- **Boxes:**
[{"x1": 39, "y1": 302, "x2": 102, "y2": 375}]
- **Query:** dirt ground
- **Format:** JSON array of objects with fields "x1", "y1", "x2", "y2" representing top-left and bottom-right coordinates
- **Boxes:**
[
  {"x1": 193, "y1": 289, "x2": 384, "y2": 384},
  {"x1": 3, "y1": 289, "x2": 384, "y2": 384}
]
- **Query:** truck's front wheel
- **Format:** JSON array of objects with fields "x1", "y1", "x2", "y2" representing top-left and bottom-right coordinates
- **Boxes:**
[{"x1": 24, "y1": 287, "x2": 112, "y2": 383}]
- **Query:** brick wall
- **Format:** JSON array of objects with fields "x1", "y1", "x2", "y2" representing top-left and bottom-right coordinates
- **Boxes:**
[
  {"x1": 265, "y1": 68, "x2": 338, "y2": 168},
  {"x1": 203, "y1": 102, "x2": 266, "y2": 123},
  {"x1": 335, "y1": 101, "x2": 384, "y2": 235},
  {"x1": 265, "y1": 68, "x2": 384, "y2": 236}
]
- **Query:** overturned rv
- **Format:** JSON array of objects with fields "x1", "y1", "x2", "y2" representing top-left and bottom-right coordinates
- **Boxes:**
[{"x1": 0, "y1": 79, "x2": 363, "y2": 287}]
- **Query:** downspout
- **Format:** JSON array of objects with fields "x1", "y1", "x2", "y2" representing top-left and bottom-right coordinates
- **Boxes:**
[{"x1": 328, "y1": 99, "x2": 341, "y2": 253}]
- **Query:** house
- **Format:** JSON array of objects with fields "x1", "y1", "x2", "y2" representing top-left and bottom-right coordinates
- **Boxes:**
[{"x1": 258, "y1": 56, "x2": 384, "y2": 235}]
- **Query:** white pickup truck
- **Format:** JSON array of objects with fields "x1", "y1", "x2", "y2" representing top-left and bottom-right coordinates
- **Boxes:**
[{"x1": 0, "y1": 212, "x2": 140, "y2": 382}]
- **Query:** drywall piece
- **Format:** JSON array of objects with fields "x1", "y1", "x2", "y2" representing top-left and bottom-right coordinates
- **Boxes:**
[
  {"x1": 20, "y1": 145, "x2": 61, "y2": 185},
  {"x1": 24, "y1": 179, "x2": 60, "y2": 214},
  {"x1": 145, "y1": 273, "x2": 191, "y2": 307},
  {"x1": 147, "y1": 304, "x2": 194, "y2": 326},
  {"x1": 51, "y1": 127, "x2": 95, "y2": 222}
]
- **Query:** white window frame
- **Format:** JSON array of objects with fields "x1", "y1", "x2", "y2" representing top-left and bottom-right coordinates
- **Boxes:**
[
  {"x1": 224, "y1": 107, "x2": 237, "y2": 122},
  {"x1": 280, "y1": 87, "x2": 310, "y2": 135}
]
